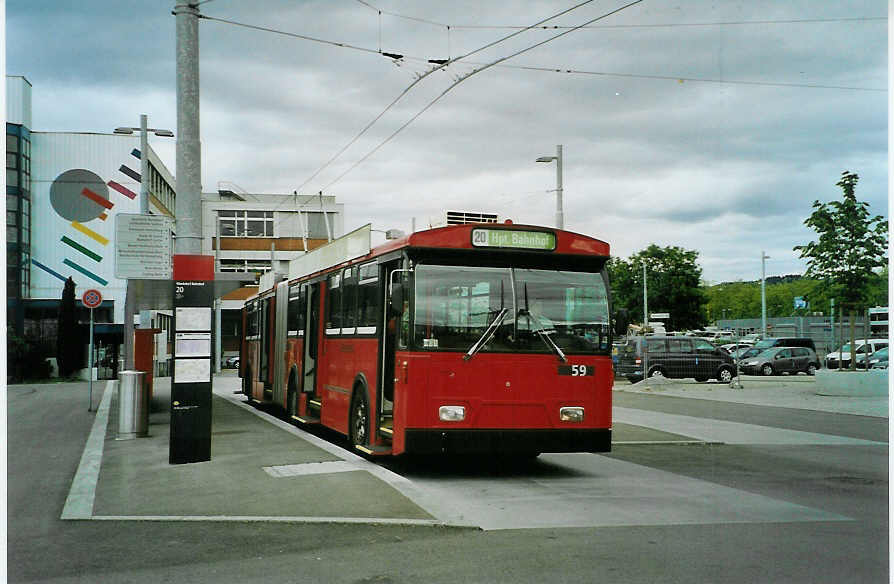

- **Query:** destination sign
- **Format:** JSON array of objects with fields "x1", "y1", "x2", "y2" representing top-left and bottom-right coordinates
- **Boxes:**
[{"x1": 471, "y1": 228, "x2": 556, "y2": 251}]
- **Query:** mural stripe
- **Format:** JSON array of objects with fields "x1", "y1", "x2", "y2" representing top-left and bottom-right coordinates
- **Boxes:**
[
  {"x1": 108, "y1": 180, "x2": 137, "y2": 200},
  {"x1": 98, "y1": 213, "x2": 108, "y2": 221},
  {"x1": 81, "y1": 187, "x2": 114, "y2": 209},
  {"x1": 118, "y1": 165, "x2": 141, "y2": 182},
  {"x1": 71, "y1": 221, "x2": 110, "y2": 246},
  {"x1": 61, "y1": 236, "x2": 103, "y2": 262},
  {"x1": 32, "y1": 259, "x2": 67, "y2": 282},
  {"x1": 63, "y1": 259, "x2": 108, "y2": 286}
]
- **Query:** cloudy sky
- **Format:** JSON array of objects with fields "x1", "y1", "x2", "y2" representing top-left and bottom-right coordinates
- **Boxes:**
[{"x1": 6, "y1": 0, "x2": 888, "y2": 283}]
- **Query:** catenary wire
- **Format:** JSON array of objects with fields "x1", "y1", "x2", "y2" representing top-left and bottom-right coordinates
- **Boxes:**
[
  {"x1": 258, "y1": 0, "x2": 603, "y2": 232},
  {"x1": 294, "y1": 0, "x2": 599, "y2": 193},
  {"x1": 225, "y1": 0, "x2": 602, "y2": 234},
  {"x1": 317, "y1": 0, "x2": 644, "y2": 193}
]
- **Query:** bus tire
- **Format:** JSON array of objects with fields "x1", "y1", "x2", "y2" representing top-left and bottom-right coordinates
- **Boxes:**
[{"x1": 349, "y1": 387, "x2": 370, "y2": 449}]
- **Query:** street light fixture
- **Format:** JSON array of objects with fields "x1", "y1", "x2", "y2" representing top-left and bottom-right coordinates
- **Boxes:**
[
  {"x1": 535, "y1": 144, "x2": 563, "y2": 230},
  {"x1": 114, "y1": 115, "x2": 174, "y2": 370},
  {"x1": 761, "y1": 251, "x2": 770, "y2": 337}
]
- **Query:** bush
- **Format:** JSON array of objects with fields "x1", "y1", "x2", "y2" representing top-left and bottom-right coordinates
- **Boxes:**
[{"x1": 7, "y1": 327, "x2": 52, "y2": 382}]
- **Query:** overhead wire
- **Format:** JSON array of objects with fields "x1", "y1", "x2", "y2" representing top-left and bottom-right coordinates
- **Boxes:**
[
  {"x1": 464, "y1": 61, "x2": 887, "y2": 92},
  {"x1": 294, "y1": 0, "x2": 601, "y2": 193},
  {"x1": 318, "y1": 0, "x2": 645, "y2": 193},
  {"x1": 198, "y1": 4, "x2": 883, "y2": 235},
  {"x1": 447, "y1": 16, "x2": 887, "y2": 29},
  {"x1": 208, "y1": 0, "x2": 602, "y2": 234}
]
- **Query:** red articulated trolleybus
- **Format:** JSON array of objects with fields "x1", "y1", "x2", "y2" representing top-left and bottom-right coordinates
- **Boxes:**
[{"x1": 240, "y1": 222, "x2": 613, "y2": 457}]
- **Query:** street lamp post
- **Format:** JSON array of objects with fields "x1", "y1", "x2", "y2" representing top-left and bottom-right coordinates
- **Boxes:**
[
  {"x1": 760, "y1": 251, "x2": 770, "y2": 337},
  {"x1": 113, "y1": 116, "x2": 174, "y2": 369},
  {"x1": 536, "y1": 144, "x2": 564, "y2": 230}
]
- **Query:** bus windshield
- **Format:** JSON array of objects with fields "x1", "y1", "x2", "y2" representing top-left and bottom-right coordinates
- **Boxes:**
[{"x1": 413, "y1": 264, "x2": 611, "y2": 355}]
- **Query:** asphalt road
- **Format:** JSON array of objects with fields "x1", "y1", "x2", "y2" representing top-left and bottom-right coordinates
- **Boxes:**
[{"x1": 8, "y1": 380, "x2": 889, "y2": 583}]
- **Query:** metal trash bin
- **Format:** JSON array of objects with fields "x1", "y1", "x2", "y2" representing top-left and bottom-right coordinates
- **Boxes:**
[{"x1": 117, "y1": 370, "x2": 149, "y2": 439}]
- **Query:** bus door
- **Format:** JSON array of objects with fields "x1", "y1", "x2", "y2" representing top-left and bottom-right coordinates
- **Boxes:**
[
  {"x1": 260, "y1": 296, "x2": 272, "y2": 398},
  {"x1": 380, "y1": 261, "x2": 407, "y2": 436},
  {"x1": 302, "y1": 282, "x2": 321, "y2": 416}
]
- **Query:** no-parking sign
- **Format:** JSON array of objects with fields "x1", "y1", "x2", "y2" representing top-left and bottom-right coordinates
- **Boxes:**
[{"x1": 81, "y1": 289, "x2": 103, "y2": 309}]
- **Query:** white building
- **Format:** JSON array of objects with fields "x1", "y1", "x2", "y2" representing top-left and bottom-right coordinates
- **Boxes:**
[
  {"x1": 7, "y1": 75, "x2": 176, "y2": 378},
  {"x1": 201, "y1": 190, "x2": 344, "y2": 357}
]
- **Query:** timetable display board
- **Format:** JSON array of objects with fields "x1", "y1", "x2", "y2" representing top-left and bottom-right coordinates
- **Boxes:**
[{"x1": 170, "y1": 280, "x2": 214, "y2": 464}]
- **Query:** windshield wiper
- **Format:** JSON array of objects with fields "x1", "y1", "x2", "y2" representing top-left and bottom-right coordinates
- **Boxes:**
[
  {"x1": 530, "y1": 315, "x2": 567, "y2": 363},
  {"x1": 463, "y1": 308, "x2": 509, "y2": 361}
]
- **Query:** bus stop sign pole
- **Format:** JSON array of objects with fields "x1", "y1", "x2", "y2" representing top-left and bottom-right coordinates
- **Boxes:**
[{"x1": 82, "y1": 289, "x2": 103, "y2": 411}]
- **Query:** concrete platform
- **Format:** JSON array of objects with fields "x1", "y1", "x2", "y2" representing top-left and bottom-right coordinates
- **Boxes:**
[{"x1": 63, "y1": 374, "x2": 444, "y2": 526}]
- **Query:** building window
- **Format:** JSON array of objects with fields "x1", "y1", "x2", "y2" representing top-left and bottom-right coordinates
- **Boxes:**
[
  {"x1": 218, "y1": 210, "x2": 274, "y2": 237},
  {"x1": 219, "y1": 259, "x2": 271, "y2": 274}
]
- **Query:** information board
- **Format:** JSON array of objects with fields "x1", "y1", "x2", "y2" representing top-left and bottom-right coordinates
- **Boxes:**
[{"x1": 115, "y1": 214, "x2": 173, "y2": 279}]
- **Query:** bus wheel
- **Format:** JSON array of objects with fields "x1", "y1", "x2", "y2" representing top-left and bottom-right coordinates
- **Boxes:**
[{"x1": 350, "y1": 389, "x2": 370, "y2": 448}]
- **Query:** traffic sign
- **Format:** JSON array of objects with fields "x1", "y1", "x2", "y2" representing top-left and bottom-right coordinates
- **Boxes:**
[{"x1": 82, "y1": 289, "x2": 103, "y2": 309}]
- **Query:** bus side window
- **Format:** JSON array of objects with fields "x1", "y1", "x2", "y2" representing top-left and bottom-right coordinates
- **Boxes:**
[
  {"x1": 326, "y1": 271, "x2": 342, "y2": 332},
  {"x1": 343, "y1": 266, "x2": 359, "y2": 334},
  {"x1": 358, "y1": 263, "x2": 378, "y2": 331},
  {"x1": 287, "y1": 284, "x2": 301, "y2": 334}
]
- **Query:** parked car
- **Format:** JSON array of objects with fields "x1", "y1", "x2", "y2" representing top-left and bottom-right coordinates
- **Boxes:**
[
  {"x1": 720, "y1": 341, "x2": 754, "y2": 354},
  {"x1": 225, "y1": 355, "x2": 240, "y2": 369},
  {"x1": 616, "y1": 335, "x2": 737, "y2": 383},
  {"x1": 824, "y1": 338, "x2": 889, "y2": 369},
  {"x1": 868, "y1": 347, "x2": 888, "y2": 369},
  {"x1": 733, "y1": 346, "x2": 764, "y2": 363},
  {"x1": 752, "y1": 337, "x2": 816, "y2": 352},
  {"x1": 740, "y1": 346, "x2": 820, "y2": 376}
]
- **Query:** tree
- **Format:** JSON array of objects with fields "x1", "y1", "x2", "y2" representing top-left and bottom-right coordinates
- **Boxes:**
[
  {"x1": 608, "y1": 244, "x2": 706, "y2": 332},
  {"x1": 56, "y1": 277, "x2": 82, "y2": 377},
  {"x1": 794, "y1": 171, "x2": 888, "y2": 309}
]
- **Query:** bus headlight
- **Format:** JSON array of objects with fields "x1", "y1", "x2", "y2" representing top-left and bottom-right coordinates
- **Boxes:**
[
  {"x1": 560, "y1": 407, "x2": 584, "y2": 422},
  {"x1": 439, "y1": 405, "x2": 466, "y2": 422}
]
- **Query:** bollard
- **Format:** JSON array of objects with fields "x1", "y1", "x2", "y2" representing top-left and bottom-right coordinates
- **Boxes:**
[{"x1": 117, "y1": 370, "x2": 149, "y2": 439}]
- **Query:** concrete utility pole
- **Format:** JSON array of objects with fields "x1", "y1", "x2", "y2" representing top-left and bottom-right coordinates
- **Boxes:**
[{"x1": 174, "y1": 2, "x2": 202, "y2": 255}]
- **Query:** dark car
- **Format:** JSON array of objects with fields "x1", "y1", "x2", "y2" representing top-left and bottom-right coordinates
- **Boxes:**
[
  {"x1": 739, "y1": 346, "x2": 820, "y2": 376},
  {"x1": 617, "y1": 336, "x2": 737, "y2": 383},
  {"x1": 751, "y1": 337, "x2": 816, "y2": 352}
]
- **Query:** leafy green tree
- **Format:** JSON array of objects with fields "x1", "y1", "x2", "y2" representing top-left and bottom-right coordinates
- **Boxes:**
[
  {"x1": 56, "y1": 277, "x2": 83, "y2": 377},
  {"x1": 794, "y1": 171, "x2": 888, "y2": 309},
  {"x1": 609, "y1": 245, "x2": 706, "y2": 331}
]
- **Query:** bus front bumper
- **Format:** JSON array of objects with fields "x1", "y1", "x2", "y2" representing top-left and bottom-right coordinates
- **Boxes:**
[{"x1": 404, "y1": 428, "x2": 611, "y2": 454}]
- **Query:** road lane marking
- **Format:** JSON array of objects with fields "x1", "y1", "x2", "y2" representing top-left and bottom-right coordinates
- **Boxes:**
[
  {"x1": 613, "y1": 407, "x2": 886, "y2": 446},
  {"x1": 61, "y1": 381, "x2": 115, "y2": 520},
  {"x1": 263, "y1": 461, "x2": 357, "y2": 477}
]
